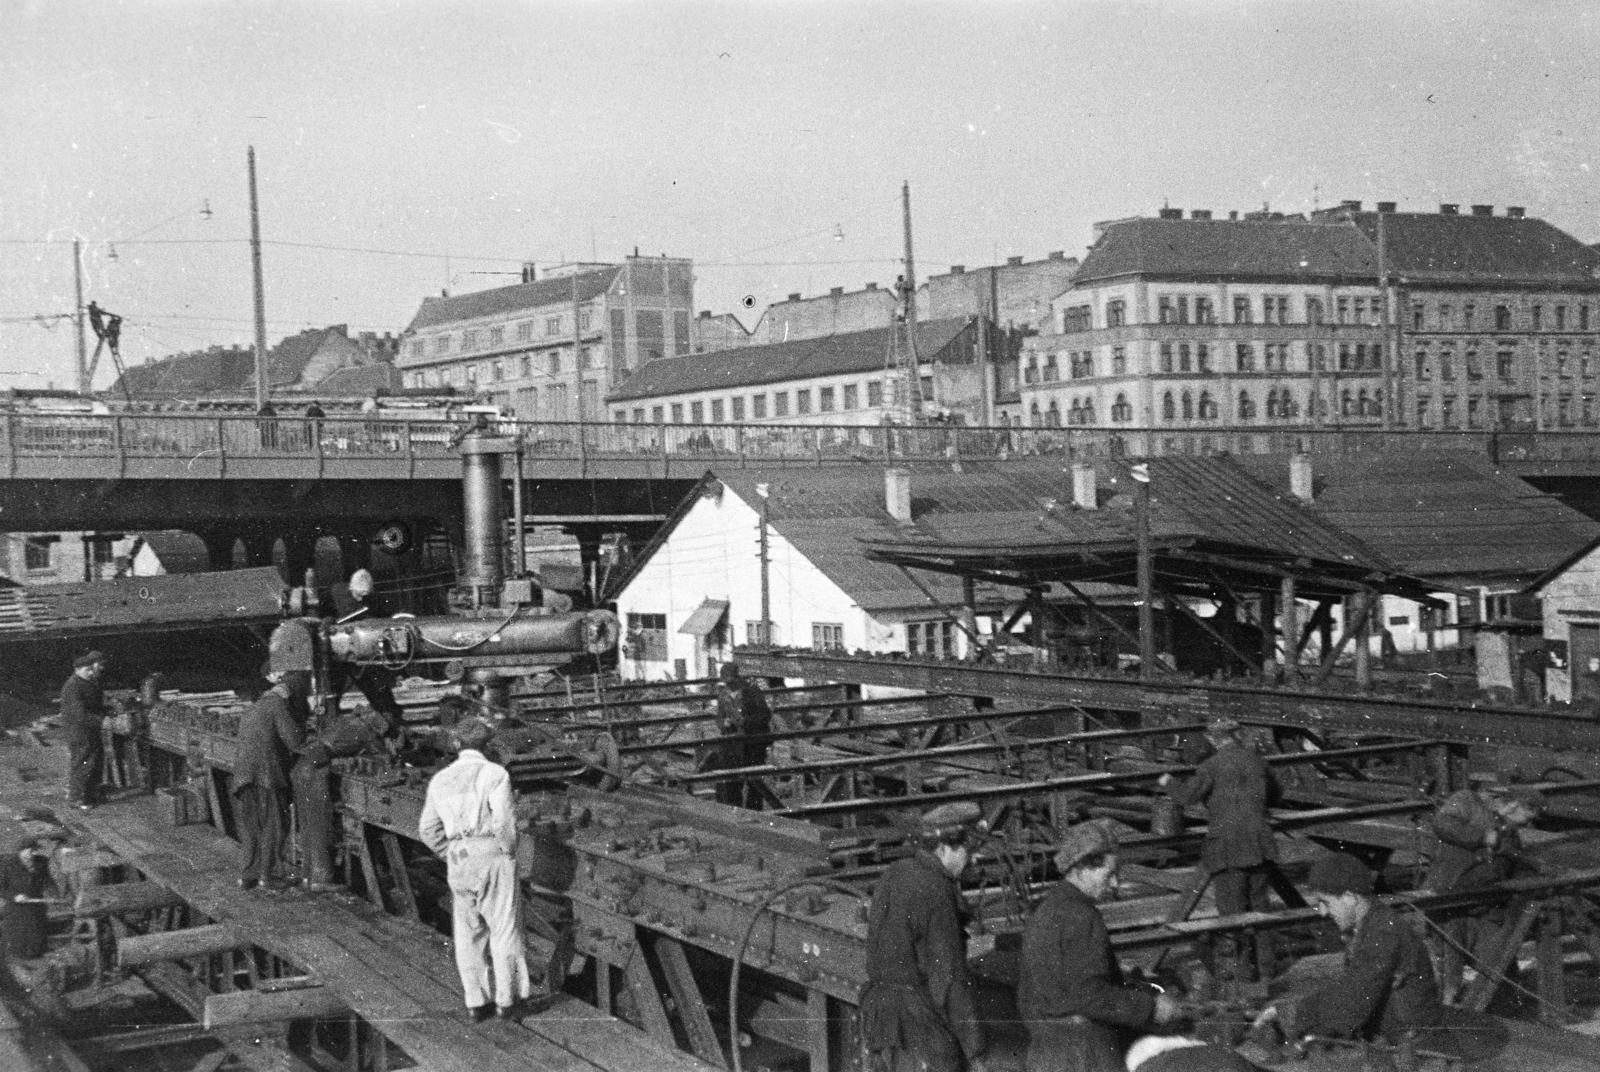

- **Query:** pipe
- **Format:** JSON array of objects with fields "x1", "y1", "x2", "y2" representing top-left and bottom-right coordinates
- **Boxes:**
[{"x1": 459, "y1": 429, "x2": 505, "y2": 607}]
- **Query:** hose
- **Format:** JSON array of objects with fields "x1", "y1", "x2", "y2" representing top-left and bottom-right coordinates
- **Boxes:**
[{"x1": 727, "y1": 876, "x2": 870, "y2": 1072}]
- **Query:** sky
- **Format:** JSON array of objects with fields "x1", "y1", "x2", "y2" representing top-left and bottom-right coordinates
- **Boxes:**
[{"x1": 2, "y1": 0, "x2": 1599, "y2": 392}]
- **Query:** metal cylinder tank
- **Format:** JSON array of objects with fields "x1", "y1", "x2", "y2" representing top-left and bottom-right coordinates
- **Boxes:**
[{"x1": 459, "y1": 429, "x2": 505, "y2": 607}]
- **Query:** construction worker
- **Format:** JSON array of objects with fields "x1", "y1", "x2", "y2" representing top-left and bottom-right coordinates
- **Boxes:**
[
  {"x1": 1255, "y1": 853, "x2": 1442, "y2": 1047},
  {"x1": 1158, "y1": 717, "x2": 1281, "y2": 981},
  {"x1": 861, "y1": 801, "x2": 988, "y2": 1072},
  {"x1": 324, "y1": 569, "x2": 403, "y2": 725},
  {"x1": 1019, "y1": 820, "x2": 1181, "y2": 1072},
  {"x1": 419, "y1": 717, "x2": 532, "y2": 1022},
  {"x1": 234, "y1": 663, "x2": 309, "y2": 891},
  {"x1": 0, "y1": 837, "x2": 55, "y2": 960},
  {"x1": 1424, "y1": 784, "x2": 1543, "y2": 1003},
  {"x1": 292, "y1": 707, "x2": 396, "y2": 891},
  {"x1": 705, "y1": 663, "x2": 774, "y2": 808},
  {"x1": 60, "y1": 651, "x2": 108, "y2": 810}
]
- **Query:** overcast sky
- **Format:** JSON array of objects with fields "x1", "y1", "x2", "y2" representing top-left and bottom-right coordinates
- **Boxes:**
[{"x1": 3, "y1": 0, "x2": 1598, "y2": 391}]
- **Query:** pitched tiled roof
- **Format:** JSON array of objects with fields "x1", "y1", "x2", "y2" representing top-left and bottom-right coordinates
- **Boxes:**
[
  {"x1": 1238, "y1": 452, "x2": 1600, "y2": 582},
  {"x1": 607, "y1": 318, "x2": 973, "y2": 403},
  {"x1": 117, "y1": 326, "x2": 349, "y2": 397},
  {"x1": 1074, "y1": 218, "x2": 1378, "y2": 285},
  {"x1": 1345, "y1": 211, "x2": 1600, "y2": 286},
  {"x1": 404, "y1": 269, "x2": 620, "y2": 332}
]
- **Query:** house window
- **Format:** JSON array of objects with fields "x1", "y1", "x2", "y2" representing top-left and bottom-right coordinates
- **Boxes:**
[
  {"x1": 1557, "y1": 305, "x2": 1568, "y2": 330},
  {"x1": 632, "y1": 408, "x2": 645, "y2": 422},
  {"x1": 1336, "y1": 297, "x2": 1349, "y2": 324},
  {"x1": 774, "y1": 392, "x2": 789, "y2": 417},
  {"x1": 795, "y1": 389, "x2": 812, "y2": 414},
  {"x1": 1178, "y1": 344, "x2": 1191, "y2": 373},
  {"x1": 1112, "y1": 347, "x2": 1126, "y2": 374},
  {"x1": 867, "y1": 381, "x2": 883, "y2": 407},
  {"x1": 711, "y1": 400, "x2": 725, "y2": 422},
  {"x1": 1582, "y1": 305, "x2": 1592, "y2": 331},
  {"x1": 1233, "y1": 295, "x2": 1252, "y2": 324},
  {"x1": 1267, "y1": 296, "x2": 1289, "y2": 324},
  {"x1": 690, "y1": 401, "x2": 705, "y2": 423},
  {"x1": 1063, "y1": 305, "x2": 1092, "y2": 333},
  {"x1": 1236, "y1": 343, "x2": 1255, "y2": 372},
  {"x1": 1415, "y1": 397, "x2": 1430, "y2": 427},
  {"x1": 1158, "y1": 297, "x2": 1174, "y2": 324},
  {"x1": 752, "y1": 394, "x2": 767, "y2": 419},
  {"x1": 580, "y1": 309, "x2": 593, "y2": 331},
  {"x1": 461, "y1": 329, "x2": 480, "y2": 352},
  {"x1": 1495, "y1": 304, "x2": 1512, "y2": 331},
  {"x1": 843, "y1": 384, "x2": 858, "y2": 410},
  {"x1": 1159, "y1": 343, "x2": 1173, "y2": 373},
  {"x1": 434, "y1": 335, "x2": 452, "y2": 355},
  {"x1": 492, "y1": 360, "x2": 504, "y2": 382},
  {"x1": 819, "y1": 386, "x2": 836, "y2": 412},
  {"x1": 517, "y1": 322, "x2": 533, "y2": 342},
  {"x1": 1464, "y1": 303, "x2": 1476, "y2": 330},
  {"x1": 1046, "y1": 400, "x2": 1061, "y2": 427},
  {"x1": 1311, "y1": 343, "x2": 1327, "y2": 372},
  {"x1": 545, "y1": 316, "x2": 562, "y2": 336},
  {"x1": 1467, "y1": 397, "x2": 1481, "y2": 428},
  {"x1": 651, "y1": 406, "x2": 665, "y2": 423},
  {"x1": 1161, "y1": 392, "x2": 1175, "y2": 421},
  {"x1": 549, "y1": 352, "x2": 562, "y2": 375},
  {"x1": 408, "y1": 339, "x2": 426, "y2": 358},
  {"x1": 812, "y1": 623, "x2": 844, "y2": 651},
  {"x1": 906, "y1": 620, "x2": 957, "y2": 658},
  {"x1": 1440, "y1": 352, "x2": 1454, "y2": 381},
  {"x1": 1441, "y1": 398, "x2": 1455, "y2": 427},
  {"x1": 671, "y1": 403, "x2": 684, "y2": 423},
  {"x1": 1466, "y1": 350, "x2": 1483, "y2": 380},
  {"x1": 1414, "y1": 349, "x2": 1430, "y2": 380},
  {"x1": 489, "y1": 327, "x2": 504, "y2": 347},
  {"x1": 1111, "y1": 393, "x2": 1132, "y2": 422},
  {"x1": 1197, "y1": 390, "x2": 1218, "y2": 420},
  {"x1": 1196, "y1": 344, "x2": 1210, "y2": 373},
  {"x1": 1306, "y1": 297, "x2": 1323, "y2": 325},
  {"x1": 1181, "y1": 390, "x2": 1194, "y2": 419},
  {"x1": 1497, "y1": 350, "x2": 1515, "y2": 380},
  {"x1": 614, "y1": 410, "x2": 626, "y2": 423},
  {"x1": 1106, "y1": 300, "x2": 1126, "y2": 327},
  {"x1": 1044, "y1": 354, "x2": 1059, "y2": 381},
  {"x1": 23, "y1": 536, "x2": 56, "y2": 571},
  {"x1": 1412, "y1": 303, "x2": 1425, "y2": 330},
  {"x1": 731, "y1": 397, "x2": 745, "y2": 420},
  {"x1": 624, "y1": 613, "x2": 668, "y2": 662},
  {"x1": 1176, "y1": 296, "x2": 1189, "y2": 324},
  {"x1": 1532, "y1": 304, "x2": 1544, "y2": 331},
  {"x1": 746, "y1": 621, "x2": 771, "y2": 646},
  {"x1": 1195, "y1": 296, "x2": 1214, "y2": 324}
]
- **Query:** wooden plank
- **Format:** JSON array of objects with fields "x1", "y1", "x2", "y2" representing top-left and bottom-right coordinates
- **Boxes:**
[
  {"x1": 655, "y1": 935, "x2": 725, "y2": 1068},
  {"x1": 380, "y1": 830, "x2": 419, "y2": 921},
  {"x1": 117, "y1": 923, "x2": 248, "y2": 968},
  {"x1": 806, "y1": 988, "x2": 832, "y2": 1072},
  {"x1": 521, "y1": 993, "x2": 719, "y2": 1072},
  {"x1": 74, "y1": 1021, "x2": 213, "y2": 1054},
  {"x1": 1463, "y1": 899, "x2": 1541, "y2": 1012},
  {"x1": 622, "y1": 942, "x2": 677, "y2": 1049},
  {"x1": 74, "y1": 880, "x2": 185, "y2": 917}
]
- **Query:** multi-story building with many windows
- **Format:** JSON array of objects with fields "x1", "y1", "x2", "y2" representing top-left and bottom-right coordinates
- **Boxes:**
[
  {"x1": 396, "y1": 255, "x2": 695, "y2": 422},
  {"x1": 1016, "y1": 202, "x2": 1600, "y2": 433}
]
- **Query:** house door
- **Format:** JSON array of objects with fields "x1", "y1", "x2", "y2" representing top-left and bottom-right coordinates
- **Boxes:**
[{"x1": 1569, "y1": 625, "x2": 1600, "y2": 703}]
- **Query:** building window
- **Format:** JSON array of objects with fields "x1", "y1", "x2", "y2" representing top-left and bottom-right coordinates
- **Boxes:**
[
  {"x1": 1111, "y1": 347, "x2": 1126, "y2": 374},
  {"x1": 1464, "y1": 303, "x2": 1476, "y2": 331},
  {"x1": 746, "y1": 621, "x2": 771, "y2": 646},
  {"x1": 795, "y1": 389, "x2": 812, "y2": 415},
  {"x1": 1266, "y1": 389, "x2": 1280, "y2": 420},
  {"x1": 1233, "y1": 295, "x2": 1252, "y2": 324},
  {"x1": 1236, "y1": 343, "x2": 1255, "y2": 373},
  {"x1": 1044, "y1": 354, "x2": 1059, "y2": 381},
  {"x1": 1336, "y1": 297, "x2": 1349, "y2": 324},
  {"x1": 867, "y1": 381, "x2": 883, "y2": 407},
  {"x1": 489, "y1": 327, "x2": 504, "y2": 347},
  {"x1": 1196, "y1": 343, "x2": 1211, "y2": 374},
  {"x1": 774, "y1": 392, "x2": 789, "y2": 417},
  {"x1": 1306, "y1": 297, "x2": 1323, "y2": 325},
  {"x1": 408, "y1": 339, "x2": 426, "y2": 358},
  {"x1": 462, "y1": 329, "x2": 481, "y2": 352},
  {"x1": 1159, "y1": 343, "x2": 1173, "y2": 373},
  {"x1": 545, "y1": 316, "x2": 562, "y2": 336},
  {"x1": 1063, "y1": 305, "x2": 1092, "y2": 333},
  {"x1": 671, "y1": 403, "x2": 684, "y2": 423},
  {"x1": 842, "y1": 384, "x2": 858, "y2": 410},
  {"x1": 906, "y1": 620, "x2": 957, "y2": 658},
  {"x1": 1158, "y1": 297, "x2": 1174, "y2": 324},
  {"x1": 492, "y1": 360, "x2": 504, "y2": 382},
  {"x1": 614, "y1": 409, "x2": 626, "y2": 423},
  {"x1": 1197, "y1": 391, "x2": 1218, "y2": 420},
  {"x1": 1465, "y1": 350, "x2": 1482, "y2": 380},
  {"x1": 1582, "y1": 305, "x2": 1592, "y2": 331},
  {"x1": 580, "y1": 309, "x2": 593, "y2": 332},
  {"x1": 812, "y1": 623, "x2": 844, "y2": 651},
  {"x1": 23, "y1": 536, "x2": 55, "y2": 571},
  {"x1": 1415, "y1": 397, "x2": 1430, "y2": 427},
  {"x1": 1440, "y1": 351, "x2": 1454, "y2": 381},
  {"x1": 1111, "y1": 393, "x2": 1132, "y2": 422},
  {"x1": 434, "y1": 335, "x2": 452, "y2": 355},
  {"x1": 632, "y1": 408, "x2": 645, "y2": 422},
  {"x1": 690, "y1": 401, "x2": 704, "y2": 423},
  {"x1": 1441, "y1": 397, "x2": 1455, "y2": 427},
  {"x1": 1557, "y1": 305, "x2": 1568, "y2": 330},
  {"x1": 1266, "y1": 296, "x2": 1288, "y2": 324},
  {"x1": 1046, "y1": 400, "x2": 1061, "y2": 427},
  {"x1": 1237, "y1": 391, "x2": 1256, "y2": 421},
  {"x1": 1495, "y1": 304, "x2": 1513, "y2": 331},
  {"x1": 1178, "y1": 344, "x2": 1192, "y2": 373},
  {"x1": 651, "y1": 405, "x2": 665, "y2": 423},
  {"x1": 1412, "y1": 303, "x2": 1425, "y2": 330},
  {"x1": 731, "y1": 397, "x2": 745, "y2": 420},
  {"x1": 1467, "y1": 397, "x2": 1481, "y2": 428},
  {"x1": 1195, "y1": 296, "x2": 1214, "y2": 325},
  {"x1": 713, "y1": 399, "x2": 728, "y2": 422},
  {"x1": 1532, "y1": 304, "x2": 1544, "y2": 331},
  {"x1": 624, "y1": 613, "x2": 668, "y2": 662},
  {"x1": 1106, "y1": 300, "x2": 1126, "y2": 327},
  {"x1": 1161, "y1": 391, "x2": 1175, "y2": 421},
  {"x1": 517, "y1": 322, "x2": 533, "y2": 342},
  {"x1": 1497, "y1": 350, "x2": 1515, "y2": 380},
  {"x1": 1181, "y1": 390, "x2": 1194, "y2": 420},
  {"x1": 753, "y1": 394, "x2": 767, "y2": 419}
]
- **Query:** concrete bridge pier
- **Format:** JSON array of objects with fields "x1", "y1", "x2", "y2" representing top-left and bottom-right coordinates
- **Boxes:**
[
  {"x1": 281, "y1": 530, "x2": 320, "y2": 587},
  {"x1": 238, "y1": 530, "x2": 277, "y2": 572},
  {"x1": 196, "y1": 528, "x2": 240, "y2": 572}
]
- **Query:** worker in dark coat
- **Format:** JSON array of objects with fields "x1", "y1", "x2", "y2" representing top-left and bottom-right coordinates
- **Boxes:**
[
  {"x1": 1158, "y1": 718, "x2": 1281, "y2": 980},
  {"x1": 1019, "y1": 820, "x2": 1181, "y2": 1072},
  {"x1": 702, "y1": 663, "x2": 774, "y2": 808},
  {"x1": 292, "y1": 707, "x2": 396, "y2": 891},
  {"x1": 323, "y1": 569, "x2": 403, "y2": 725},
  {"x1": 60, "y1": 651, "x2": 108, "y2": 810},
  {"x1": 862, "y1": 802, "x2": 988, "y2": 1072},
  {"x1": 234, "y1": 666, "x2": 309, "y2": 891},
  {"x1": 1256, "y1": 853, "x2": 1442, "y2": 1046},
  {"x1": 0, "y1": 838, "x2": 54, "y2": 960},
  {"x1": 1423, "y1": 785, "x2": 1542, "y2": 1003}
]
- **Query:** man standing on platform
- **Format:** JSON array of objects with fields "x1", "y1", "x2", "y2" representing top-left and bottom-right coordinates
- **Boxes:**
[
  {"x1": 706, "y1": 663, "x2": 774, "y2": 808},
  {"x1": 1158, "y1": 717, "x2": 1282, "y2": 981},
  {"x1": 234, "y1": 664, "x2": 308, "y2": 892},
  {"x1": 861, "y1": 802, "x2": 988, "y2": 1072},
  {"x1": 1019, "y1": 820, "x2": 1181, "y2": 1072},
  {"x1": 419, "y1": 717, "x2": 531, "y2": 1022},
  {"x1": 61, "y1": 651, "x2": 107, "y2": 811}
]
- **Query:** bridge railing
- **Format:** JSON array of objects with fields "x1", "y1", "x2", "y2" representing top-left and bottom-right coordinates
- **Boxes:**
[{"x1": 7, "y1": 412, "x2": 1600, "y2": 469}]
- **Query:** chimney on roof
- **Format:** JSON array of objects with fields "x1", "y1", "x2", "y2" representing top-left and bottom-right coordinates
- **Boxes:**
[
  {"x1": 787, "y1": 293, "x2": 801, "y2": 301},
  {"x1": 1341, "y1": 200, "x2": 1362, "y2": 211},
  {"x1": 1071, "y1": 464, "x2": 1097, "y2": 510},
  {"x1": 1471, "y1": 204, "x2": 1493, "y2": 217},
  {"x1": 1439, "y1": 203, "x2": 1460, "y2": 215},
  {"x1": 830, "y1": 286, "x2": 844, "y2": 296},
  {"x1": 885, "y1": 468, "x2": 912, "y2": 523},
  {"x1": 1289, "y1": 453, "x2": 1314, "y2": 503},
  {"x1": 1190, "y1": 210, "x2": 1212, "y2": 220},
  {"x1": 1229, "y1": 211, "x2": 1239, "y2": 221},
  {"x1": 1006, "y1": 256, "x2": 1024, "y2": 266},
  {"x1": 1048, "y1": 250, "x2": 1065, "y2": 261},
  {"x1": 1507, "y1": 206, "x2": 1526, "y2": 219},
  {"x1": 950, "y1": 265, "x2": 965, "y2": 275},
  {"x1": 866, "y1": 282, "x2": 878, "y2": 290},
  {"x1": 1376, "y1": 201, "x2": 1397, "y2": 214},
  {"x1": 521, "y1": 262, "x2": 536, "y2": 283},
  {"x1": 1158, "y1": 207, "x2": 1183, "y2": 220}
]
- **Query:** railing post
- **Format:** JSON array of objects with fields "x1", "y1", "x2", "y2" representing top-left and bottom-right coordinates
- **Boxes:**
[
  {"x1": 736, "y1": 425, "x2": 746, "y2": 468},
  {"x1": 216, "y1": 417, "x2": 227, "y2": 478},
  {"x1": 3, "y1": 414, "x2": 14, "y2": 478},
  {"x1": 578, "y1": 420, "x2": 589, "y2": 475},
  {"x1": 111, "y1": 415, "x2": 125, "y2": 479}
]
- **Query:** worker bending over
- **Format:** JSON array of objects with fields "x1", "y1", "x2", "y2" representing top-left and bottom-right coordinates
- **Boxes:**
[
  {"x1": 1019, "y1": 820, "x2": 1181, "y2": 1072},
  {"x1": 419, "y1": 717, "x2": 531, "y2": 1022},
  {"x1": 1256, "y1": 853, "x2": 1442, "y2": 1047},
  {"x1": 861, "y1": 802, "x2": 989, "y2": 1072},
  {"x1": 323, "y1": 569, "x2": 403, "y2": 724},
  {"x1": 293, "y1": 707, "x2": 397, "y2": 890}
]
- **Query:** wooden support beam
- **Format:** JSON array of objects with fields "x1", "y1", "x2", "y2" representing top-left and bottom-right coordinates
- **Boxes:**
[
  {"x1": 806, "y1": 988, "x2": 832, "y2": 1072},
  {"x1": 1059, "y1": 580, "x2": 1146, "y2": 662},
  {"x1": 654, "y1": 936, "x2": 725, "y2": 1068},
  {"x1": 1462, "y1": 899, "x2": 1541, "y2": 1012},
  {"x1": 1161, "y1": 589, "x2": 1259, "y2": 675},
  {"x1": 622, "y1": 944, "x2": 676, "y2": 1048},
  {"x1": 379, "y1": 831, "x2": 419, "y2": 922},
  {"x1": 1535, "y1": 908, "x2": 1569, "y2": 1025},
  {"x1": 73, "y1": 1022, "x2": 213, "y2": 1055},
  {"x1": 1312, "y1": 592, "x2": 1366, "y2": 686},
  {"x1": 75, "y1": 881, "x2": 184, "y2": 918},
  {"x1": 117, "y1": 923, "x2": 248, "y2": 968},
  {"x1": 202, "y1": 986, "x2": 349, "y2": 1030}
]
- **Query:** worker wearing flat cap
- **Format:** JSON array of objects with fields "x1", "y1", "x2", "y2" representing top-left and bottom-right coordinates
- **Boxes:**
[
  {"x1": 234, "y1": 639, "x2": 311, "y2": 892},
  {"x1": 1019, "y1": 821, "x2": 1181, "y2": 1072},
  {"x1": 1254, "y1": 853, "x2": 1441, "y2": 1047},
  {"x1": 0, "y1": 837, "x2": 56, "y2": 960},
  {"x1": 1423, "y1": 783, "x2": 1544, "y2": 1003},
  {"x1": 1158, "y1": 717, "x2": 1281, "y2": 981},
  {"x1": 862, "y1": 801, "x2": 989, "y2": 1072},
  {"x1": 60, "y1": 651, "x2": 108, "y2": 810},
  {"x1": 293, "y1": 706, "x2": 397, "y2": 892}
]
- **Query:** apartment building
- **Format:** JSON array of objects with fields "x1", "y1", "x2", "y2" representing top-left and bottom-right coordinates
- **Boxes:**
[{"x1": 396, "y1": 255, "x2": 695, "y2": 422}]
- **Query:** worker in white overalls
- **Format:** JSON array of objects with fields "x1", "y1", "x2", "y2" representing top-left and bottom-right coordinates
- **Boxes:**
[{"x1": 419, "y1": 717, "x2": 532, "y2": 1021}]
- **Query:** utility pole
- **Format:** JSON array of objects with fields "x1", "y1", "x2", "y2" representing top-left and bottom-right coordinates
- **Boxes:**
[
  {"x1": 248, "y1": 146, "x2": 269, "y2": 411},
  {"x1": 571, "y1": 271, "x2": 585, "y2": 423},
  {"x1": 901, "y1": 181, "x2": 924, "y2": 418},
  {"x1": 757, "y1": 483, "x2": 771, "y2": 650},
  {"x1": 72, "y1": 239, "x2": 88, "y2": 395},
  {"x1": 1133, "y1": 462, "x2": 1157, "y2": 679}
]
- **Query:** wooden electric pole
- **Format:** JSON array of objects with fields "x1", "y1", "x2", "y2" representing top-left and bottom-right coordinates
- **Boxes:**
[
  {"x1": 757, "y1": 483, "x2": 771, "y2": 650},
  {"x1": 901, "y1": 181, "x2": 924, "y2": 418},
  {"x1": 72, "y1": 239, "x2": 88, "y2": 395},
  {"x1": 248, "y1": 147, "x2": 269, "y2": 411}
]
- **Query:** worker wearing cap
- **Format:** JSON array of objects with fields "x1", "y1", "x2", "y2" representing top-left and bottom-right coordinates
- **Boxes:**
[
  {"x1": 324, "y1": 569, "x2": 403, "y2": 725},
  {"x1": 862, "y1": 801, "x2": 988, "y2": 1072},
  {"x1": 61, "y1": 651, "x2": 108, "y2": 810},
  {"x1": 292, "y1": 707, "x2": 397, "y2": 891},
  {"x1": 419, "y1": 717, "x2": 531, "y2": 1022},
  {"x1": 0, "y1": 838, "x2": 54, "y2": 960},
  {"x1": 1256, "y1": 853, "x2": 1442, "y2": 1046},
  {"x1": 704, "y1": 663, "x2": 774, "y2": 808},
  {"x1": 1019, "y1": 820, "x2": 1181, "y2": 1072},
  {"x1": 234, "y1": 666, "x2": 309, "y2": 892},
  {"x1": 1424, "y1": 785, "x2": 1543, "y2": 1003},
  {"x1": 1158, "y1": 717, "x2": 1281, "y2": 981}
]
